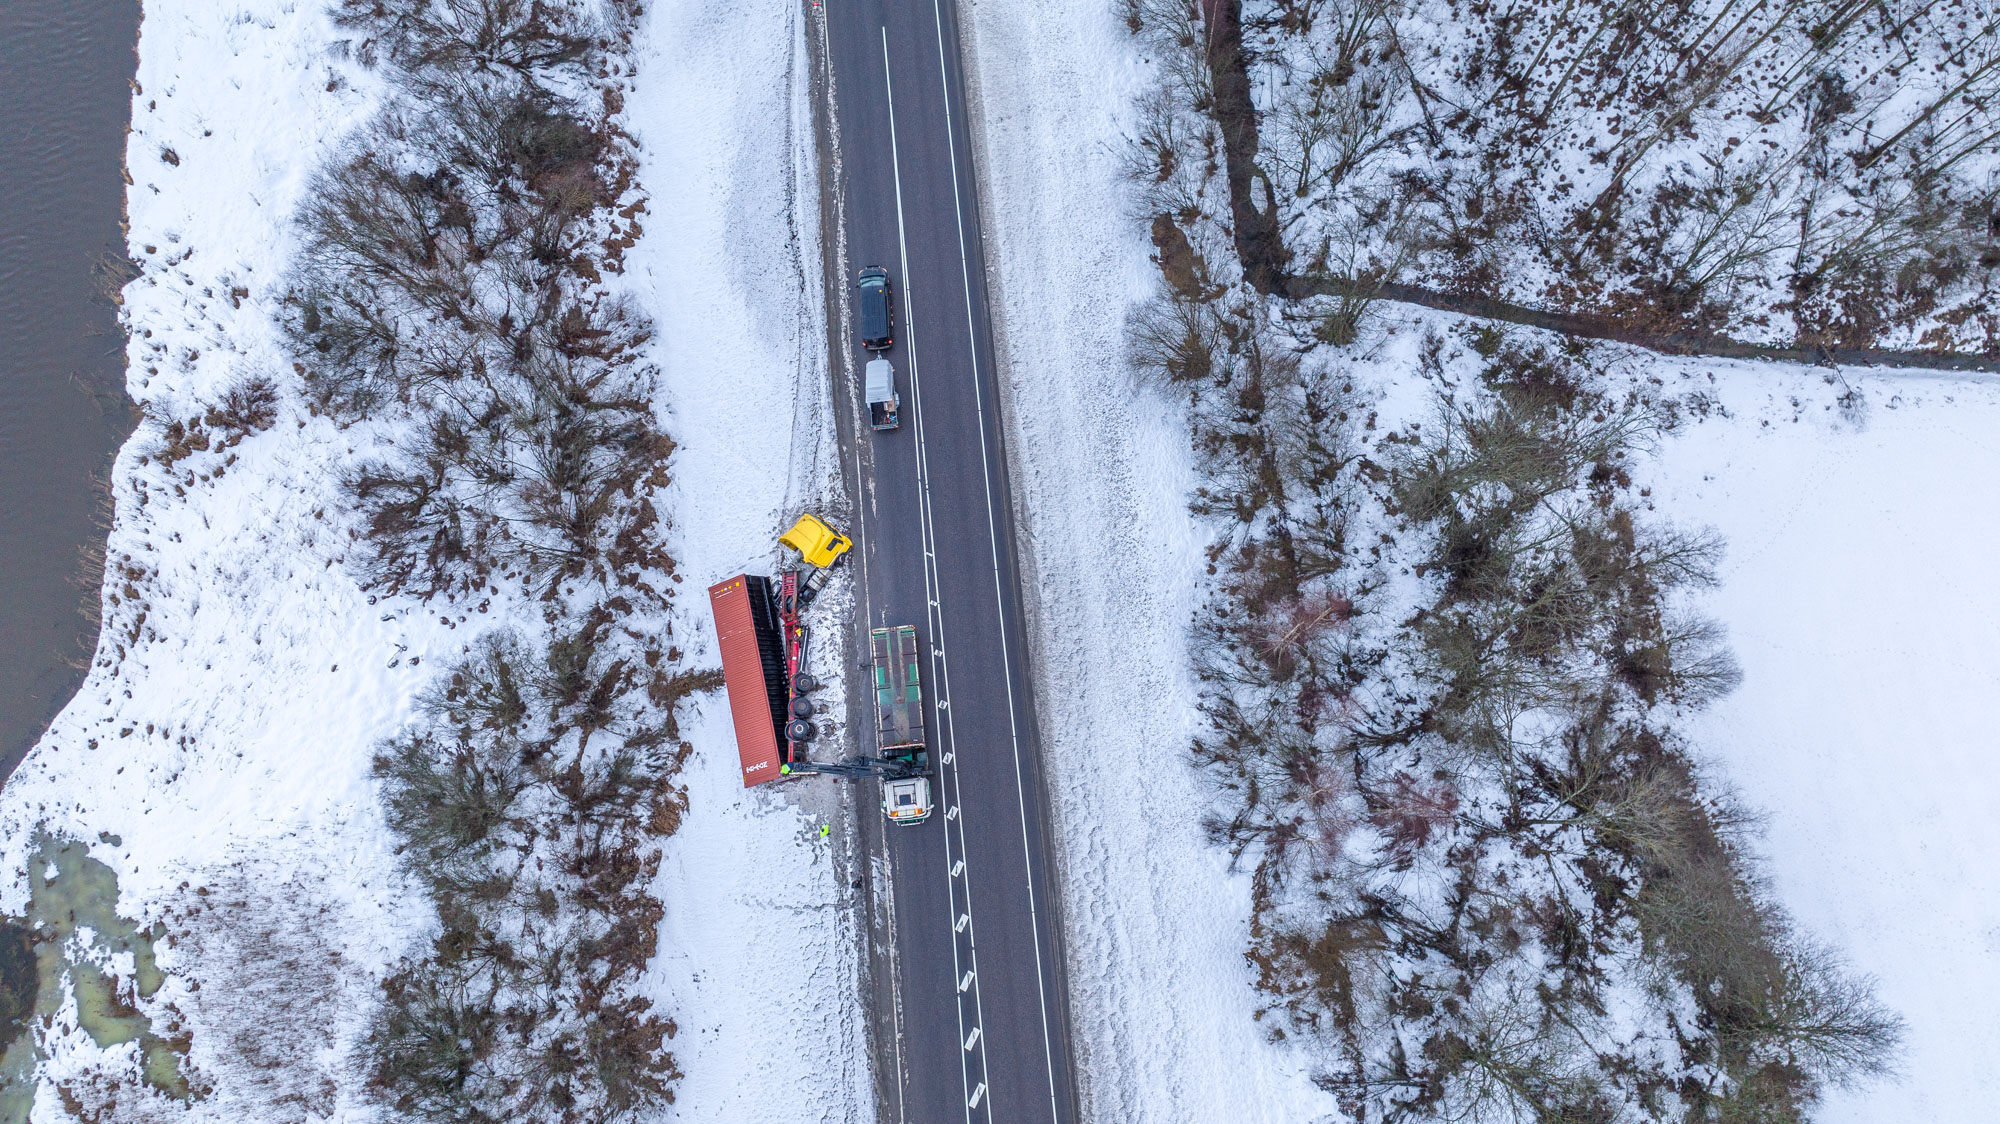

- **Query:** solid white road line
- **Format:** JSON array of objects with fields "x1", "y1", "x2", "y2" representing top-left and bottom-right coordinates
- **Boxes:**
[
  {"x1": 928, "y1": 1, "x2": 1065, "y2": 1119},
  {"x1": 881, "y1": 25, "x2": 992, "y2": 1124}
]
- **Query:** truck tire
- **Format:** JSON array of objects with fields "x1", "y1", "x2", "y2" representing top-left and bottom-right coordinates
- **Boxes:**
[
  {"x1": 785, "y1": 719, "x2": 817, "y2": 742},
  {"x1": 789, "y1": 697, "x2": 815, "y2": 719},
  {"x1": 792, "y1": 672, "x2": 818, "y2": 694}
]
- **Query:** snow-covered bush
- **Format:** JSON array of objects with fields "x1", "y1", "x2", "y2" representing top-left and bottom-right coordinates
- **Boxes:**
[
  {"x1": 368, "y1": 627, "x2": 685, "y2": 1120},
  {"x1": 1122, "y1": 13, "x2": 1923, "y2": 1108},
  {"x1": 1136, "y1": 276, "x2": 1902, "y2": 1119},
  {"x1": 281, "y1": 1, "x2": 698, "y2": 1118},
  {"x1": 1127, "y1": 0, "x2": 2000, "y2": 354}
]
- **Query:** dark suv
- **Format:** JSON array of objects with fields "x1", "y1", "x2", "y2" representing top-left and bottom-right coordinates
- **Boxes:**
[{"x1": 857, "y1": 267, "x2": 894, "y2": 351}]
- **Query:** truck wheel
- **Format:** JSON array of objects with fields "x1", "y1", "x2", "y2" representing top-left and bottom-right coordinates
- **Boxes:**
[
  {"x1": 792, "y1": 673, "x2": 818, "y2": 694},
  {"x1": 789, "y1": 697, "x2": 815, "y2": 719},
  {"x1": 785, "y1": 719, "x2": 817, "y2": 742}
]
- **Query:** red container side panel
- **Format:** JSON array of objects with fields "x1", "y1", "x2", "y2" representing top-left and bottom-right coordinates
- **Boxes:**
[{"x1": 709, "y1": 575, "x2": 786, "y2": 787}]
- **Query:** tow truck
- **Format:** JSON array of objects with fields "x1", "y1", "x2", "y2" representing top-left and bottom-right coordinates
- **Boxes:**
[{"x1": 707, "y1": 514, "x2": 933, "y2": 825}]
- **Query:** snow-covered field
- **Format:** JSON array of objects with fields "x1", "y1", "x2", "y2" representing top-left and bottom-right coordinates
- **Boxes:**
[
  {"x1": 959, "y1": 3, "x2": 2000, "y2": 1122},
  {"x1": 0, "y1": 0, "x2": 863, "y2": 1119},
  {"x1": 1643, "y1": 364, "x2": 2000, "y2": 1124}
]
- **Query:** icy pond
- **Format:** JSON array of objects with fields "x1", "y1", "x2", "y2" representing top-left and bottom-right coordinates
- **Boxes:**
[
  {"x1": 0, "y1": 834, "x2": 188, "y2": 1119},
  {"x1": 0, "y1": 0, "x2": 143, "y2": 778}
]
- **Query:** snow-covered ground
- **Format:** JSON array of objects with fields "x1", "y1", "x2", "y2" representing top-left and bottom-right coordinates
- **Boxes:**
[
  {"x1": 1642, "y1": 363, "x2": 2000, "y2": 1123},
  {"x1": 0, "y1": 0, "x2": 865, "y2": 1119},
  {"x1": 627, "y1": 3, "x2": 869, "y2": 1121},
  {"x1": 0, "y1": 2, "x2": 421, "y2": 1113},
  {"x1": 960, "y1": 4, "x2": 2000, "y2": 1122},
  {"x1": 959, "y1": 2, "x2": 1343, "y2": 1119}
]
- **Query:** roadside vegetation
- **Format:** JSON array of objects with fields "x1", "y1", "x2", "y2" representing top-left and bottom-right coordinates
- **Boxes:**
[
  {"x1": 1125, "y1": 1, "x2": 1917, "y2": 1119},
  {"x1": 1129, "y1": 0, "x2": 2000, "y2": 357},
  {"x1": 283, "y1": 1, "x2": 705, "y2": 1119}
]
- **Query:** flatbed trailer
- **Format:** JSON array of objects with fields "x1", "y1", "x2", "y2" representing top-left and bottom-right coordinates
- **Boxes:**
[{"x1": 871, "y1": 626, "x2": 926, "y2": 755}]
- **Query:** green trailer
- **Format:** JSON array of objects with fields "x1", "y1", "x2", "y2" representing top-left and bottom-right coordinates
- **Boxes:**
[{"x1": 870, "y1": 626, "x2": 927, "y2": 756}]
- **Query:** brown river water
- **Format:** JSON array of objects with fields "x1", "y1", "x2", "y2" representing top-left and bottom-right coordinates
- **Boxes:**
[{"x1": 0, "y1": 0, "x2": 143, "y2": 779}]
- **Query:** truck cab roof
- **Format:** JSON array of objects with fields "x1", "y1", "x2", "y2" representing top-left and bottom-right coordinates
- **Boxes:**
[{"x1": 883, "y1": 777, "x2": 931, "y2": 825}]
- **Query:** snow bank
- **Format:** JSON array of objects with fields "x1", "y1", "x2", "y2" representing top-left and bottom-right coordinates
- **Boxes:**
[
  {"x1": 1642, "y1": 363, "x2": 2000, "y2": 1123},
  {"x1": 958, "y1": 2, "x2": 1342, "y2": 1118}
]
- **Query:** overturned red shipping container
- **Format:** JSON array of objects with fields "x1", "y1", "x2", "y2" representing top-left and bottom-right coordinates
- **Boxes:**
[{"x1": 708, "y1": 574, "x2": 791, "y2": 787}]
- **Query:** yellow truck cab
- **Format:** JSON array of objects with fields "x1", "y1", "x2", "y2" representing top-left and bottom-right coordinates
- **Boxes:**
[{"x1": 780, "y1": 514, "x2": 851, "y2": 570}]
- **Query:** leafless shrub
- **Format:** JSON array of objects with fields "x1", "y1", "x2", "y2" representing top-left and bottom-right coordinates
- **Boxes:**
[
  {"x1": 1127, "y1": 88, "x2": 1219, "y2": 226},
  {"x1": 1367, "y1": 771, "x2": 1459, "y2": 862},
  {"x1": 1121, "y1": 0, "x2": 1217, "y2": 113},
  {"x1": 202, "y1": 375, "x2": 280, "y2": 442},
  {"x1": 1129, "y1": 292, "x2": 1230, "y2": 387},
  {"x1": 1244, "y1": 587, "x2": 1354, "y2": 680},
  {"x1": 334, "y1": 0, "x2": 620, "y2": 84}
]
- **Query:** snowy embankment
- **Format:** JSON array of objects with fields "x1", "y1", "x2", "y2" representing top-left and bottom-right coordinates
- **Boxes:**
[
  {"x1": 1642, "y1": 365, "x2": 2000, "y2": 1123},
  {"x1": 0, "y1": 0, "x2": 862, "y2": 1119},
  {"x1": 960, "y1": 3, "x2": 2000, "y2": 1122},
  {"x1": 628, "y1": 3, "x2": 868, "y2": 1121},
  {"x1": 958, "y1": 2, "x2": 1342, "y2": 1119}
]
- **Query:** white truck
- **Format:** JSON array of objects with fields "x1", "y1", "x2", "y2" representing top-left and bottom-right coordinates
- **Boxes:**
[{"x1": 865, "y1": 357, "x2": 900, "y2": 431}]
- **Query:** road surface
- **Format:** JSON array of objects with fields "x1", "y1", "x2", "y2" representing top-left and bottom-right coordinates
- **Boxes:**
[{"x1": 813, "y1": 2, "x2": 1080, "y2": 1121}]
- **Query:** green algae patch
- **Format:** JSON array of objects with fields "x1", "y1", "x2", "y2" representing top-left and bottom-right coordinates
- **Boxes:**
[{"x1": 0, "y1": 834, "x2": 193, "y2": 1119}]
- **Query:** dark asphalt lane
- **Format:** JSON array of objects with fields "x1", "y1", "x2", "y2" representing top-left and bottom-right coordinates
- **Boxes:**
[{"x1": 817, "y1": 2, "x2": 1079, "y2": 1121}]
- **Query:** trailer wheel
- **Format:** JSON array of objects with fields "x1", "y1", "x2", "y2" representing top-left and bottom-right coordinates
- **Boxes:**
[
  {"x1": 789, "y1": 697, "x2": 815, "y2": 719},
  {"x1": 785, "y1": 719, "x2": 817, "y2": 742},
  {"x1": 792, "y1": 673, "x2": 818, "y2": 694}
]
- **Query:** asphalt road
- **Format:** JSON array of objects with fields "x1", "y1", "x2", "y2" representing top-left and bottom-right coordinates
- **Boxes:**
[{"x1": 814, "y1": 2, "x2": 1080, "y2": 1121}]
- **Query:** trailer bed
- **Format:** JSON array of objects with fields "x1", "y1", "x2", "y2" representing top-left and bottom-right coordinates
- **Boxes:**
[{"x1": 870, "y1": 626, "x2": 925, "y2": 754}]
